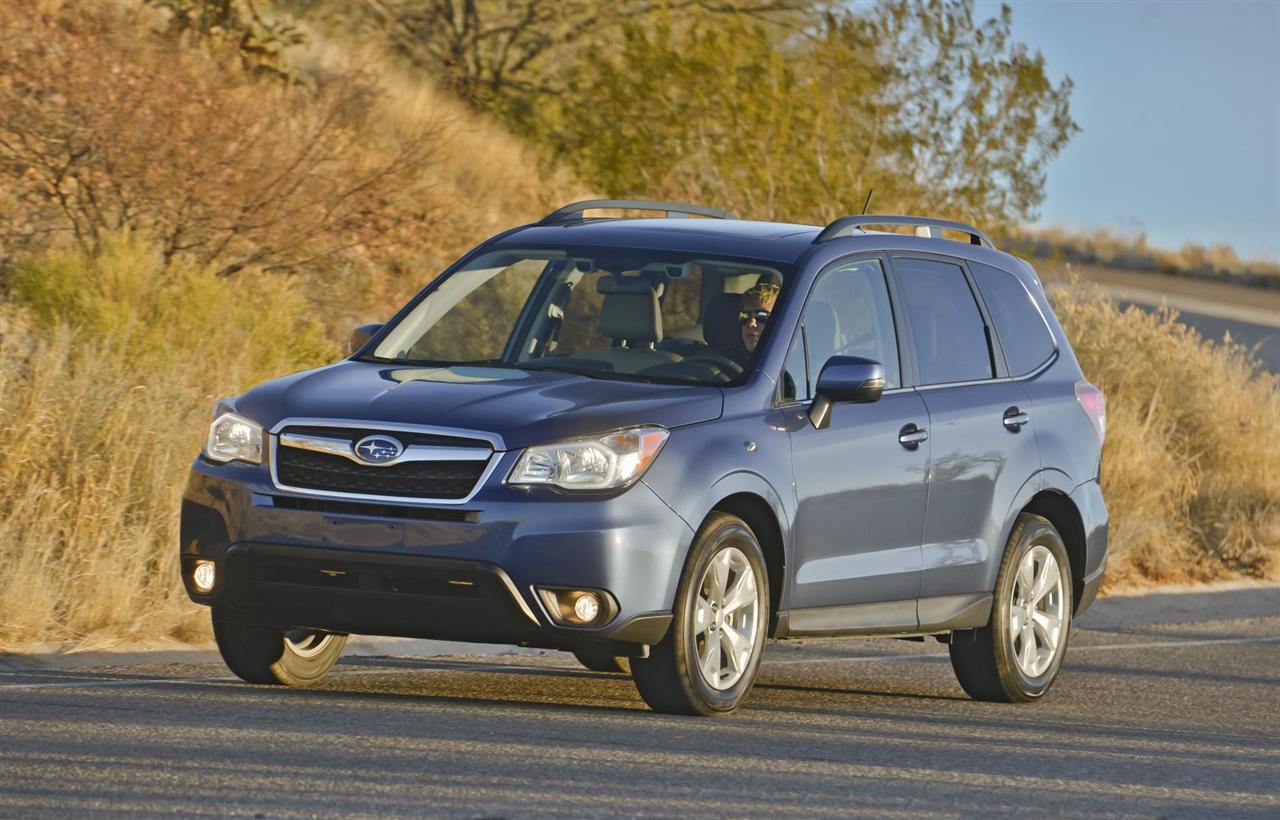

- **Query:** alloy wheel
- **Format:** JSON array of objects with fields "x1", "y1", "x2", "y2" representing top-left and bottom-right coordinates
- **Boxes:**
[
  {"x1": 284, "y1": 629, "x2": 335, "y2": 659},
  {"x1": 1008, "y1": 545, "x2": 1066, "y2": 678},
  {"x1": 693, "y1": 546, "x2": 761, "y2": 690}
]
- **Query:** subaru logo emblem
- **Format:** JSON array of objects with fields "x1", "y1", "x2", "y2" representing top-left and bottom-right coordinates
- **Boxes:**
[{"x1": 353, "y1": 435, "x2": 404, "y2": 465}]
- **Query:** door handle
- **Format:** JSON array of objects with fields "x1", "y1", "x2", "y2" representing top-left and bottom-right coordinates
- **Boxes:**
[
  {"x1": 898, "y1": 424, "x2": 928, "y2": 449},
  {"x1": 1003, "y1": 406, "x2": 1030, "y2": 431}
]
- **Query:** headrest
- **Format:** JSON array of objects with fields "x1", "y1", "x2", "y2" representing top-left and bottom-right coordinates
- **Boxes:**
[
  {"x1": 600, "y1": 289, "x2": 662, "y2": 343},
  {"x1": 703, "y1": 292, "x2": 743, "y2": 353},
  {"x1": 597, "y1": 276, "x2": 656, "y2": 295}
]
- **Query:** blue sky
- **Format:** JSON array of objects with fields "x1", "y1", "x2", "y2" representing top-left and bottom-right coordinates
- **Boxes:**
[{"x1": 969, "y1": 0, "x2": 1279, "y2": 262}]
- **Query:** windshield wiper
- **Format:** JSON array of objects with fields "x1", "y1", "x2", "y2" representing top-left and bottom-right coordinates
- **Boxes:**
[
  {"x1": 514, "y1": 362, "x2": 606, "y2": 378},
  {"x1": 358, "y1": 356, "x2": 677, "y2": 386},
  {"x1": 355, "y1": 356, "x2": 512, "y2": 368},
  {"x1": 515, "y1": 363, "x2": 668, "y2": 384}
]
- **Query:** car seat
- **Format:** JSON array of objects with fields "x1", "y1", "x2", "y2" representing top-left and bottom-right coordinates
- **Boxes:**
[
  {"x1": 703, "y1": 292, "x2": 748, "y2": 366},
  {"x1": 576, "y1": 277, "x2": 680, "y2": 372}
]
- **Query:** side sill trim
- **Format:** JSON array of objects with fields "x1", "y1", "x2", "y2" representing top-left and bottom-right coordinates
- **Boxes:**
[
  {"x1": 786, "y1": 599, "x2": 917, "y2": 637},
  {"x1": 781, "y1": 593, "x2": 993, "y2": 638}
]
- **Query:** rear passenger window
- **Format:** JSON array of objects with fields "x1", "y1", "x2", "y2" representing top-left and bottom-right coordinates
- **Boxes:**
[
  {"x1": 894, "y1": 258, "x2": 994, "y2": 385},
  {"x1": 969, "y1": 262, "x2": 1056, "y2": 376}
]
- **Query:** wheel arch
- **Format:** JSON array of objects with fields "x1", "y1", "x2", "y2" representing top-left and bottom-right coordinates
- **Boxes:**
[
  {"x1": 1021, "y1": 490, "x2": 1088, "y2": 610},
  {"x1": 707, "y1": 492, "x2": 786, "y2": 637}
]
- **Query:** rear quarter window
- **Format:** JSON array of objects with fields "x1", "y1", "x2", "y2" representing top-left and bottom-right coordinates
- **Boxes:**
[{"x1": 969, "y1": 262, "x2": 1057, "y2": 376}]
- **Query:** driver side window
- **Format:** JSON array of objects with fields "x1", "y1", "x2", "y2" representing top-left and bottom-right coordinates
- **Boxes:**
[{"x1": 802, "y1": 258, "x2": 901, "y2": 390}]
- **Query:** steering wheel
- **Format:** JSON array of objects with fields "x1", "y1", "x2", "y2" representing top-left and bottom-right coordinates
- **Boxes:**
[{"x1": 682, "y1": 350, "x2": 744, "y2": 377}]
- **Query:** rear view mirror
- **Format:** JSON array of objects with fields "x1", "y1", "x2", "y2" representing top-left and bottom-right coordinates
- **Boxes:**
[
  {"x1": 349, "y1": 323, "x2": 383, "y2": 354},
  {"x1": 809, "y1": 356, "x2": 886, "y2": 429}
]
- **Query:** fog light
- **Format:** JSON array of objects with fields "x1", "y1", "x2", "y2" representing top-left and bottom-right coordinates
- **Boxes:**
[
  {"x1": 536, "y1": 587, "x2": 617, "y2": 627},
  {"x1": 191, "y1": 560, "x2": 216, "y2": 593},
  {"x1": 573, "y1": 592, "x2": 601, "y2": 623}
]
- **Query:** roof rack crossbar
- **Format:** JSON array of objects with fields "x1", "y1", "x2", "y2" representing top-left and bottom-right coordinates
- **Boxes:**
[
  {"x1": 537, "y1": 199, "x2": 735, "y2": 226},
  {"x1": 814, "y1": 214, "x2": 993, "y2": 248}
]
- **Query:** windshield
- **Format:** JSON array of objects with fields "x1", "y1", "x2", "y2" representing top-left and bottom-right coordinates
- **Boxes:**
[{"x1": 368, "y1": 248, "x2": 787, "y2": 385}]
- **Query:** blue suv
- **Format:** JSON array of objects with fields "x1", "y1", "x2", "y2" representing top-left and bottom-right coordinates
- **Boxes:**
[{"x1": 181, "y1": 200, "x2": 1108, "y2": 715}]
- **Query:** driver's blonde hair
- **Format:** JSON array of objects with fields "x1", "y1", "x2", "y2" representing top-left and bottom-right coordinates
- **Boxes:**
[{"x1": 743, "y1": 281, "x2": 780, "y2": 305}]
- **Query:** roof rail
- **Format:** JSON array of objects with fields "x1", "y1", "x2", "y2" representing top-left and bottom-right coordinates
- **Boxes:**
[
  {"x1": 537, "y1": 199, "x2": 735, "y2": 226},
  {"x1": 814, "y1": 214, "x2": 994, "y2": 248}
]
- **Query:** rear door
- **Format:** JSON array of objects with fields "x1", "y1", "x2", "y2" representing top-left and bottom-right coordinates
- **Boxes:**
[
  {"x1": 889, "y1": 255, "x2": 1041, "y2": 629},
  {"x1": 784, "y1": 256, "x2": 929, "y2": 629}
]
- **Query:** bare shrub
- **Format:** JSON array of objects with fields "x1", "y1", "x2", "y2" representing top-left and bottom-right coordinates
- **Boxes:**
[
  {"x1": 1052, "y1": 284, "x2": 1280, "y2": 584},
  {"x1": 0, "y1": 1, "x2": 440, "y2": 277},
  {"x1": 0, "y1": 235, "x2": 336, "y2": 646}
]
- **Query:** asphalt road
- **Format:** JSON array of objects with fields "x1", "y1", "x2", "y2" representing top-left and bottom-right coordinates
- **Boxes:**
[{"x1": 2, "y1": 590, "x2": 1279, "y2": 817}]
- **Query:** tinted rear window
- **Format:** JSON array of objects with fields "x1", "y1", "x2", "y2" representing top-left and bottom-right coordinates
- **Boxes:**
[
  {"x1": 894, "y1": 257, "x2": 994, "y2": 385},
  {"x1": 969, "y1": 262, "x2": 1056, "y2": 376}
]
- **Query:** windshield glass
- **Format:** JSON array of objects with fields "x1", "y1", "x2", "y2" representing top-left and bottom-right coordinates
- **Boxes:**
[{"x1": 368, "y1": 248, "x2": 787, "y2": 385}]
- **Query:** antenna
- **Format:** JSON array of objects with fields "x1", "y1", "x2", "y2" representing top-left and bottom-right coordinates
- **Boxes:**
[{"x1": 860, "y1": 189, "x2": 874, "y2": 215}]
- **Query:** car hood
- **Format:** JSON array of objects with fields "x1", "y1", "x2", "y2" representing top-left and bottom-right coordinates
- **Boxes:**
[{"x1": 235, "y1": 361, "x2": 724, "y2": 450}]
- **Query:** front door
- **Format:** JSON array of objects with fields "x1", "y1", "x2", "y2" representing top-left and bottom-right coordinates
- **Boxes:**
[{"x1": 783, "y1": 257, "x2": 929, "y2": 626}]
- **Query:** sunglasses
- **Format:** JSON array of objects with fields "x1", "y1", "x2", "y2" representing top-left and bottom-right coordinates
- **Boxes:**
[{"x1": 738, "y1": 309, "x2": 771, "y2": 325}]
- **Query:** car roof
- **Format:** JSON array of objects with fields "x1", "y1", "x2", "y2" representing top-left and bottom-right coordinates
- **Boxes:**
[
  {"x1": 493, "y1": 216, "x2": 1039, "y2": 290},
  {"x1": 497, "y1": 218, "x2": 823, "y2": 264}
]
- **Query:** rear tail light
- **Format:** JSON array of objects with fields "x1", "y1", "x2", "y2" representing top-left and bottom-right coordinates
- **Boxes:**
[{"x1": 1075, "y1": 381, "x2": 1106, "y2": 444}]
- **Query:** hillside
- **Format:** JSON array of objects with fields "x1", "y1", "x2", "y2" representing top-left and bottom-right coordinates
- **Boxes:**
[{"x1": 0, "y1": 1, "x2": 1277, "y2": 646}]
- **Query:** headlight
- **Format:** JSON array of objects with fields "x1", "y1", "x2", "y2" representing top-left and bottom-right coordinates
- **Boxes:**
[
  {"x1": 507, "y1": 426, "x2": 669, "y2": 491},
  {"x1": 205, "y1": 412, "x2": 264, "y2": 465}
]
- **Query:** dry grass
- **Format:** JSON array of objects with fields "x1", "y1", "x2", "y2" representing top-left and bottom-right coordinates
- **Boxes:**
[
  {"x1": 0, "y1": 5, "x2": 572, "y2": 647},
  {"x1": 290, "y1": 33, "x2": 587, "y2": 316},
  {"x1": 0, "y1": 235, "x2": 336, "y2": 646},
  {"x1": 0, "y1": 0, "x2": 579, "y2": 320},
  {"x1": 1052, "y1": 284, "x2": 1280, "y2": 586}
]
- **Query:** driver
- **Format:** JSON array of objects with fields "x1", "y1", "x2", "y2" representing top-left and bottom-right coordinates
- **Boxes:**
[{"x1": 738, "y1": 281, "x2": 779, "y2": 359}]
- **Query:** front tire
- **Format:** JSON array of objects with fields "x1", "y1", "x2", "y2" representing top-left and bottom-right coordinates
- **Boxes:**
[
  {"x1": 630, "y1": 513, "x2": 769, "y2": 715},
  {"x1": 212, "y1": 608, "x2": 347, "y2": 687},
  {"x1": 949, "y1": 514, "x2": 1073, "y2": 702}
]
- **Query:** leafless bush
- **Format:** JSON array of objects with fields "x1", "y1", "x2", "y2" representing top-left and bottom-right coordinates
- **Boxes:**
[
  {"x1": 1053, "y1": 284, "x2": 1280, "y2": 585},
  {"x1": 0, "y1": 1, "x2": 441, "y2": 277},
  {"x1": 0, "y1": 234, "x2": 336, "y2": 646}
]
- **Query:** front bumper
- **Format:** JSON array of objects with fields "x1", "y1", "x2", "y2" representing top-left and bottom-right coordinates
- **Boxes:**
[{"x1": 180, "y1": 456, "x2": 691, "y2": 652}]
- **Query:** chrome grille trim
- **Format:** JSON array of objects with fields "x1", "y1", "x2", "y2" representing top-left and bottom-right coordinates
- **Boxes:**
[
  {"x1": 268, "y1": 418, "x2": 503, "y2": 506},
  {"x1": 279, "y1": 432, "x2": 492, "y2": 467}
]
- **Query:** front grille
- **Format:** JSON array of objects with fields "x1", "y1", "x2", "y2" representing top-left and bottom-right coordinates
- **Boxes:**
[
  {"x1": 273, "y1": 424, "x2": 493, "y2": 500},
  {"x1": 276, "y1": 447, "x2": 488, "y2": 499},
  {"x1": 271, "y1": 495, "x2": 474, "y2": 522}
]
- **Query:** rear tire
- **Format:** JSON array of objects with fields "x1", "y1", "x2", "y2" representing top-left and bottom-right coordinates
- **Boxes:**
[
  {"x1": 630, "y1": 513, "x2": 769, "y2": 716},
  {"x1": 949, "y1": 514, "x2": 1073, "y2": 702},
  {"x1": 573, "y1": 651, "x2": 630, "y2": 674},
  {"x1": 212, "y1": 608, "x2": 347, "y2": 687}
]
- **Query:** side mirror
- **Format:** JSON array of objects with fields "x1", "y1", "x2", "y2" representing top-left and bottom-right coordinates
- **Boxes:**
[
  {"x1": 809, "y1": 356, "x2": 886, "y2": 430},
  {"x1": 349, "y1": 323, "x2": 383, "y2": 354}
]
